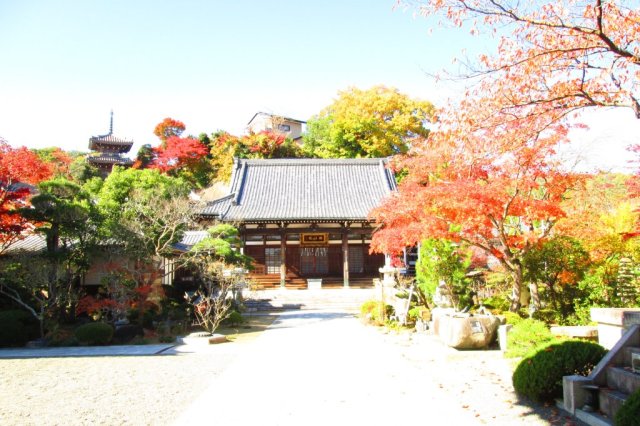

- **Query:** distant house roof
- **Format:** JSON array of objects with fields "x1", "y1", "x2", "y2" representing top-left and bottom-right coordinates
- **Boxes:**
[
  {"x1": 201, "y1": 158, "x2": 396, "y2": 222},
  {"x1": 246, "y1": 112, "x2": 307, "y2": 126},
  {"x1": 173, "y1": 230, "x2": 209, "y2": 252},
  {"x1": 2, "y1": 234, "x2": 47, "y2": 255}
]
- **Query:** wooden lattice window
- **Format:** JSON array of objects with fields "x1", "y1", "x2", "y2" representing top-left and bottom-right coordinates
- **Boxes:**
[
  {"x1": 265, "y1": 247, "x2": 281, "y2": 275},
  {"x1": 349, "y1": 246, "x2": 364, "y2": 274},
  {"x1": 300, "y1": 247, "x2": 329, "y2": 275}
]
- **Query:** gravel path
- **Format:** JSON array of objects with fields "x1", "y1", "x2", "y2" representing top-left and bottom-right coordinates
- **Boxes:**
[{"x1": 0, "y1": 311, "x2": 582, "y2": 426}]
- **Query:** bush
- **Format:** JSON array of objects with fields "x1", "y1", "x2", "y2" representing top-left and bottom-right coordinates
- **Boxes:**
[
  {"x1": 224, "y1": 310, "x2": 245, "y2": 327},
  {"x1": 512, "y1": 340, "x2": 606, "y2": 402},
  {"x1": 46, "y1": 327, "x2": 78, "y2": 347},
  {"x1": 0, "y1": 317, "x2": 26, "y2": 347},
  {"x1": 481, "y1": 296, "x2": 510, "y2": 313},
  {"x1": 360, "y1": 300, "x2": 379, "y2": 317},
  {"x1": 615, "y1": 388, "x2": 640, "y2": 426},
  {"x1": 505, "y1": 318, "x2": 557, "y2": 358},
  {"x1": 370, "y1": 304, "x2": 394, "y2": 325},
  {"x1": 74, "y1": 322, "x2": 114, "y2": 346},
  {"x1": 112, "y1": 324, "x2": 144, "y2": 345},
  {"x1": 360, "y1": 300, "x2": 394, "y2": 325},
  {"x1": 531, "y1": 308, "x2": 559, "y2": 325},
  {"x1": 127, "y1": 308, "x2": 156, "y2": 329},
  {"x1": 501, "y1": 311, "x2": 525, "y2": 326},
  {"x1": 0, "y1": 310, "x2": 39, "y2": 347},
  {"x1": 408, "y1": 306, "x2": 430, "y2": 323},
  {"x1": 158, "y1": 335, "x2": 175, "y2": 343}
]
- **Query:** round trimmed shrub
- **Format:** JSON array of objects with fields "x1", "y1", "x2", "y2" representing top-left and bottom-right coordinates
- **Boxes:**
[
  {"x1": 505, "y1": 318, "x2": 557, "y2": 358},
  {"x1": 512, "y1": 340, "x2": 606, "y2": 402},
  {"x1": 74, "y1": 322, "x2": 114, "y2": 346},
  {"x1": 615, "y1": 388, "x2": 640, "y2": 426},
  {"x1": 0, "y1": 316, "x2": 27, "y2": 347},
  {"x1": 0, "y1": 310, "x2": 39, "y2": 347}
]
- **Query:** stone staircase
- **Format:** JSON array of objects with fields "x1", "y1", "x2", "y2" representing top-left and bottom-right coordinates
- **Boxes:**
[
  {"x1": 598, "y1": 345, "x2": 640, "y2": 419},
  {"x1": 563, "y1": 324, "x2": 640, "y2": 425},
  {"x1": 248, "y1": 275, "x2": 376, "y2": 290},
  {"x1": 242, "y1": 288, "x2": 378, "y2": 313}
]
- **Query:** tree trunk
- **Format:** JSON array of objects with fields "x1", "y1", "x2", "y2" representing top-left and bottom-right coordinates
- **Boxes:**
[
  {"x1": 529, "y1": 282, "x2": 541, "y2": 310},
  {"x1": 509, "y1": 264, "x2": 524, "y2": 312}
]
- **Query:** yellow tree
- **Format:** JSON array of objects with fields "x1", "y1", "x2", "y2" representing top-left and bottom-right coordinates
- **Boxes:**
[{"x1": 303, "y1": 85, "x2": 435, "y2": 158}]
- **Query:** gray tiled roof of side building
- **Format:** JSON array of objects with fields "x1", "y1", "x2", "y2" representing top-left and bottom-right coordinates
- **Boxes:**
[
  {"x1": 173, "y1": 230, "x2": 210, "y2": 252},
  {"x1": 2, "y1": 234, "x2": 47, "y2": 255},
  {"x1": 201, "y1": 158, "x2": 396, "y2": 222}
]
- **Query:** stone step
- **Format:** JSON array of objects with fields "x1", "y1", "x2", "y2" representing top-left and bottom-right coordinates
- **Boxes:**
[
  {"x1": 244, "y1": 300, "x2": 364, "y2": 313},
  {"x1": 623, "y1": 346, "x2": 640, "y2": 368},
  {"x1": 606, "y1": 366, "x2": 640, "y2": 395},
  {"x1": 598, "y1": 388, "x2": 627, "y2": 421},
  {"x1": 242, "y1": 288, "x2": 378, "y2": 312}
]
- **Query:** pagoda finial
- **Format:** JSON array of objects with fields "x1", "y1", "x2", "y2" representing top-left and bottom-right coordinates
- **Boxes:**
[{"x1": 109, "y1": 110, "x2": 114, "y2": 135}]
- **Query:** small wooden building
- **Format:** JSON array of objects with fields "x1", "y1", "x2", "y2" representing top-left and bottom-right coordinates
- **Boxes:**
[{"x1": 199, "y1": 158, "x2": 396, "y2": 289}]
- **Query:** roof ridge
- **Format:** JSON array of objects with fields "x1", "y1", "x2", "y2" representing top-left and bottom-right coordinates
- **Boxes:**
[
  {"x1": 239, "y1": 158, "x2": 388, "y2": 165},
  {"x1": 206, "y1": 193, "x2": 235, "y2": 204}
]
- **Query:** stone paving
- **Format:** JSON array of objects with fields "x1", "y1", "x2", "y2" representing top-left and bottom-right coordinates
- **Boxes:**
[{"x1": 176, "y1": 310, "x2": 488, "y2": 425}]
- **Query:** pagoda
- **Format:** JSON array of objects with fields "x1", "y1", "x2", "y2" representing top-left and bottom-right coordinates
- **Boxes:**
[{"x1": 88, "y1": 111, "x2": 134, "y2": 176}]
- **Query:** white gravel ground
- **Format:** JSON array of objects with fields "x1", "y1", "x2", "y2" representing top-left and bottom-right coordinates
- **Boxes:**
[{"x1": 0, "y1": 311, "x2": 581, "y2": 426}]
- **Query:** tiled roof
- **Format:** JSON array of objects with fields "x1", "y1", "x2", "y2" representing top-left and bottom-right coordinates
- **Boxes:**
[
  {"x1": 3, "y1": 234, "x2": 47, "y2": 255},
  {"x1": 87, "y1": 153, "x2": 134, "y2": 165},
  {"x1": 173, "y1": 231, "x2": 209, "y2": 252},
  {"x1": 201, "y1": 158, "x2": 396, "y2": 222},
  {"x1": 88, "y1": 134, "x2": 134, "y2": 152}
]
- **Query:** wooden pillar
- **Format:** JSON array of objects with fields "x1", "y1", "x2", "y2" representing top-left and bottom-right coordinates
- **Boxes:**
[
  {"x1": 280, "y1": 228, "x2": 286, "y2": 288},
  {"x1": 342, "y1": 228, "x2": 349, "y2": 288}
]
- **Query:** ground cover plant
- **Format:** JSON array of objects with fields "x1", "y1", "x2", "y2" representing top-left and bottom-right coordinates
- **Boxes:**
[{"x1": 615, "y1": 387, "x2": 640, "y2": 426}]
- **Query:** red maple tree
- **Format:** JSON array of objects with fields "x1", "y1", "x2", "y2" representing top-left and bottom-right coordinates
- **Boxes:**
[
  {"x1": 153, "y1": 118, "x2": 186, "y2": 146},
  {"x1": 149, "y1": 135, "x2": 209, "y2": 173},
  {"x1": 0, "y1": 139, "x2": 53, "y2": 252},
  {"x1": 370, "y1": 118, "x2": 579, "y2": 311}
]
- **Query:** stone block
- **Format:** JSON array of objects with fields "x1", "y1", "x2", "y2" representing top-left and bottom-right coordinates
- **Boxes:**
[
  {"x1": 437, "y1": 314, "x2": 500, "y2": 349},
  {"x1": 209, "y1": 334, "x2": 229, "y2": 344},
  {"x1": 498, "y1": 324, "x2": 512, "y2": 352},
  {"x1": 591, "y1": 308, "x2": 640, "y2": 349},
  {"x1": 550, "y1": 326, "x2": 598, "y2": 340},
  {"x1": 307, "y1": 279, "x2": 322, "y2": 290},
  {"x1": 562, "y1": 375, "x2": 592, "y2": 414}
]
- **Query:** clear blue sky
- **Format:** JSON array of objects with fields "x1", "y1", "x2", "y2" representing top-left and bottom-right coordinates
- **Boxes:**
[{"x1": 1, "y1": 0, "x2": 638, "y2": 172}]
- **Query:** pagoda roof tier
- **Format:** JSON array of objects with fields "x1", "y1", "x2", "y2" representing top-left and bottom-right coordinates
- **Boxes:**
[
  {"x1": 87, "y1": 153, "x2": 134, "y2": 166},
  {"x1": 89, "y1": 134, "x2": 134, "y2": 152}
]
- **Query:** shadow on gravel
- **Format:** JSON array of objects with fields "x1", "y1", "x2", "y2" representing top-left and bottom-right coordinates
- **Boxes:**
[{"x1": 511, "y1": 398, "x2": 583, "y2": 425}]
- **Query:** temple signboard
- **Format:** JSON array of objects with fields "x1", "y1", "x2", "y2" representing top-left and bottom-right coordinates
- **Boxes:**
[{"x1": 300, "y1": 233, "x2": 329, "y2": 246}]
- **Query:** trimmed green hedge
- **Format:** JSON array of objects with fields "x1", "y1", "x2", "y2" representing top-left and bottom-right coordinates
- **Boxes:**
[
  {"x1": 512, "y1": 340, "x2": 606, "y2": 402},
  {"x1": 75, "y1": 322, "x2": 114, "y2": 346},
  {"x1": 0, "y1": 310, "x2": 39, "y2": 347}
]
